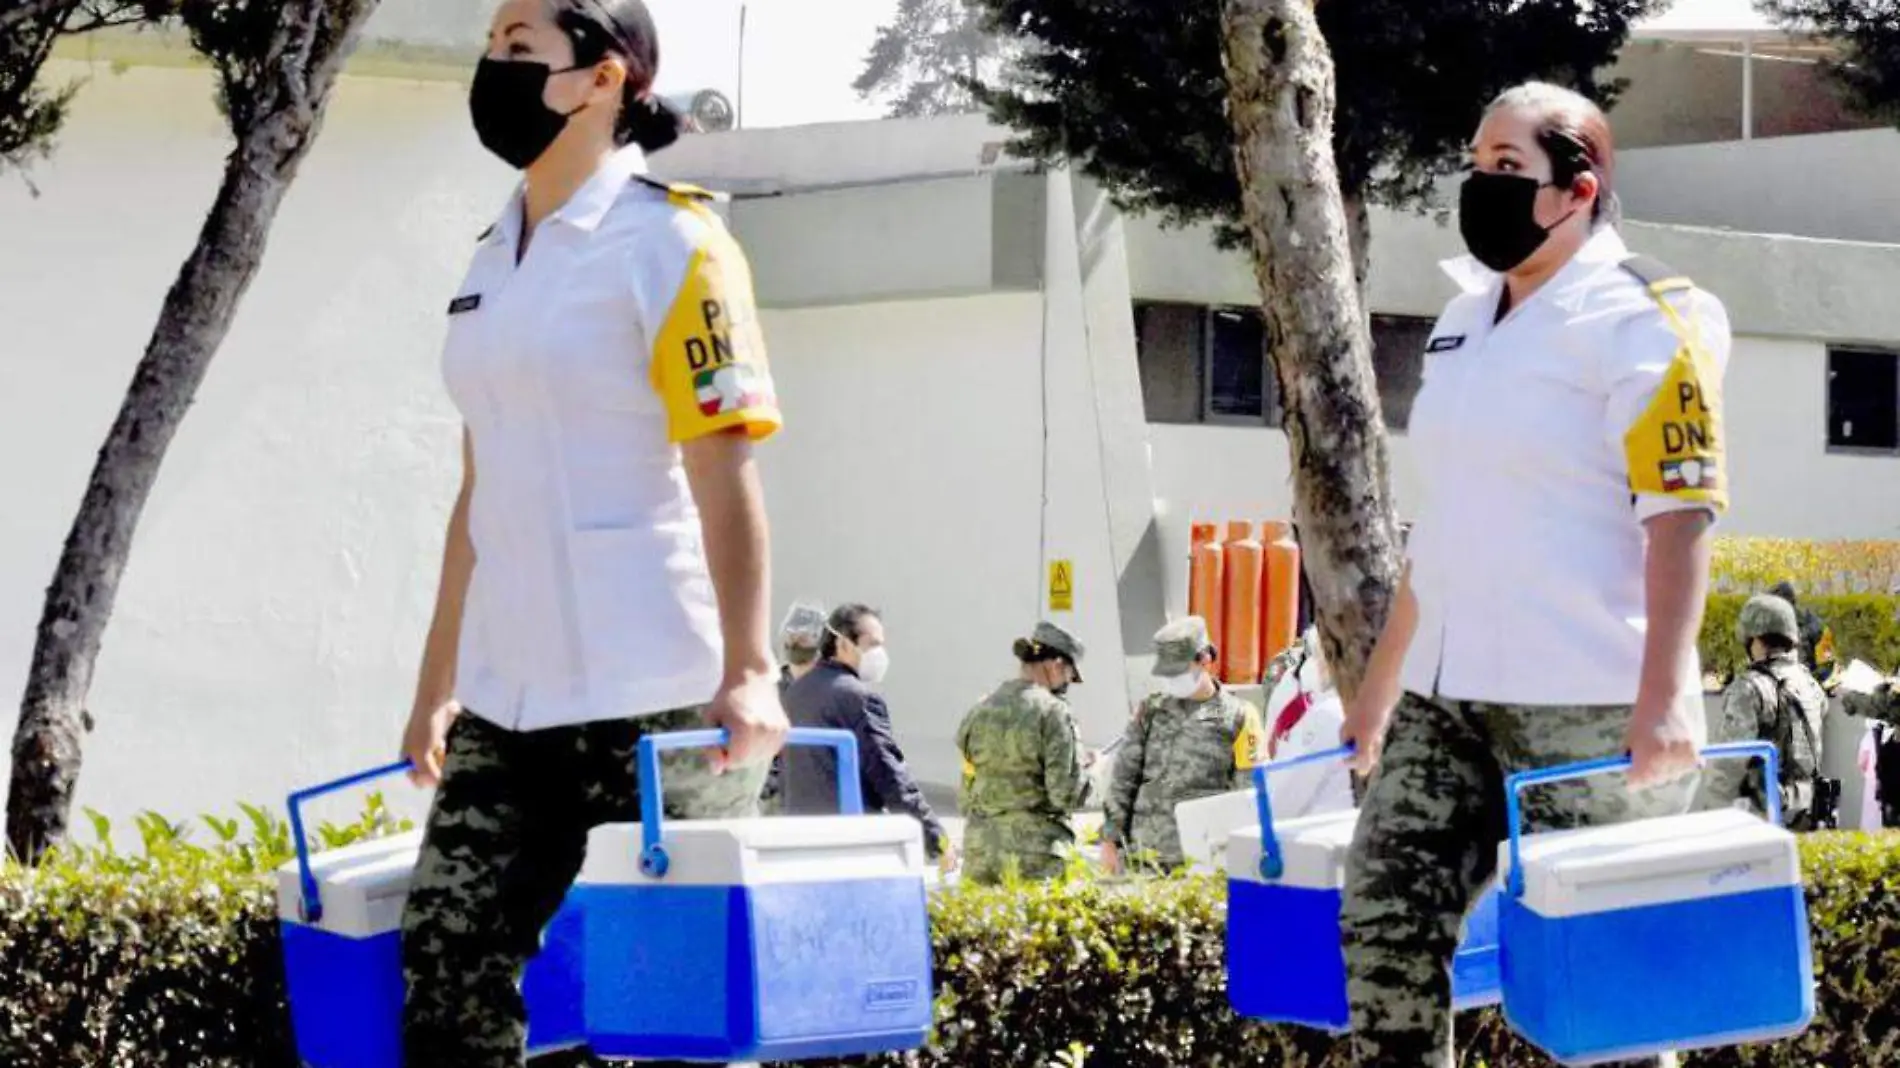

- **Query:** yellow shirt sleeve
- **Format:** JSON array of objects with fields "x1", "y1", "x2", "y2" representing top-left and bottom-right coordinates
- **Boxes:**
[
  {"x1": 648, "y1": 225, "x2": 781, "y2": 443},
  {"x1": 1610, "y1": 287, "x2": 1731, "y2": 517}
]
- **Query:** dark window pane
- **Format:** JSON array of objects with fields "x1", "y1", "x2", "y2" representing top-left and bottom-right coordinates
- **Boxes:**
[
  {"x1": 1208, "y1": 307, "x2": 1267, "y2": 420},
  {"x1": 1828, "y1": 347, "x2": 1899, "y2": 451},
  {"x1": 1371, "y1": 314, "x2": 1433, "y2": 431},
  {"x1": 1133, "y1": 302, "x2": 1204, "y2": 424}
]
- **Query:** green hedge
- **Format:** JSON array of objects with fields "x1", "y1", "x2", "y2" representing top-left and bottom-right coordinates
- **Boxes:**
[
  {"x1": 1700, "y1": 593, "x2": 1900, "y2": 680},
  {"x1": 4, "y1": 811, "x2": 1896, "y2": 1067}
]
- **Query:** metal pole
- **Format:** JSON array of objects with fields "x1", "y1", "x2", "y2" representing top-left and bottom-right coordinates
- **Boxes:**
[
  {"x1": 736, "y1": 2, "x2": 748, "y2": 129},
  {"x1": 1742, "y1": 33, "x2": 1755, "y2": 141}
]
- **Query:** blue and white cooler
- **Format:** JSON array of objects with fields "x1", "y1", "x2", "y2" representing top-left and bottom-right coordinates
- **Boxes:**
[
  {"x1": 1498, "y1": 741, "x2": 1815, "y2": 1065},
  {"x1": 1226, "y1": 744, "x2": 1502, "y2": 1031},
  {"x1": 573, "y1": 728, "x2": 934, "y2": 1063},
  {"x1": 275, "y1": 762, "x2": 583, "y2": 1068}
]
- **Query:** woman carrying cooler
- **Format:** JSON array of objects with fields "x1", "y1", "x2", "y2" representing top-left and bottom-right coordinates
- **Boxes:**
[
  {"x1": 397, "y1": 3, "x2": 787, "y2": 1065},
  {"x1": 1338, "y1": 82, "x2": 1730, "y2": 1068}
]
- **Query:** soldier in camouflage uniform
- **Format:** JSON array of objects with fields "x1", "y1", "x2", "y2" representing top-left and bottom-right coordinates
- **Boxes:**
[
  {"x1": 1698, "y1": 595, "x2": 1831, "y2": 829},
  {"x1": 1100, "y1": 616, "x2": 1264, "y2": 873},
  {"x1": 402, "y1": 709, "x2": 767, "y2": 1068},
  {"x1": 956, "y1": 622, "x2": 1091, "y2": 884}
]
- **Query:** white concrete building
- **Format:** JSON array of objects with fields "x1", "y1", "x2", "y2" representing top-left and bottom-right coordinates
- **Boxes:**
[{"x1": 3, "y1": 4, "x2": 1898, "y2": 826}]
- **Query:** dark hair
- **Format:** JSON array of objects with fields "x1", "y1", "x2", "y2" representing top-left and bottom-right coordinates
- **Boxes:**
[
  {"x1": 822, "y1": 604, "x2": 880, "y2": 660},
  {"x1": 1487, "y1": 82, "x2": 1619, "y2": 225},
  {"x1": 551, "y1": 0, "x2": 683, "y2": 153},
  {"x1": 1758, "y1": 633, "x2": 1798, "y2": 656},
  {"x1": 1012, "y1": 637, "x2": 1075, "y2": 673}
]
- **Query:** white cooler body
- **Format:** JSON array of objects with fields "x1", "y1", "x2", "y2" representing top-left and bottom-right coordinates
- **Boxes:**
[
  {"x1": 1498, "y1": 808, "x2": 1814, "y2": 1065},
  {"x1": 573, "y1": 814, "x2": 933, "y2": 1063},
  {"x1": 274, "y1": 831, "x2": 583, "y2": 1068}
]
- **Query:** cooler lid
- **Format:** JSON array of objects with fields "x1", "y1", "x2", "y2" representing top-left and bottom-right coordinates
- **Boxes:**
[
  {"x1": 1500, "y1": 808, "x2": 1801, "y2": 918},
  {"x1": 273, "y1": 830, "x2": 422, "y2": 937},
  {"x1": 1224, "y1": 808, "x2": 1358, "y2": 888},
  {"x1": 577, "y1": 815, "x2": 926, "y2": 887}
]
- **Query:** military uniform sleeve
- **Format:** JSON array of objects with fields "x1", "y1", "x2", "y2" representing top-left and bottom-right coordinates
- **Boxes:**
[
  {"x1": 1699, "y1": 677, "x2": 1767, "y2": 815},
  {"x1": 1040, "y1": 703, "x2": 1091, "y2": 813},
  {"x1": 1101, "y1": 702, "x2": 1150, "y2": 847},
  {"x1": 1842, "y1": 682, "x2": 1900, "y2": 721},
  {"x1": 855, "y1": 693, "x2": 946, "y2": 858},
  {"x1": 635, "y1": 208, "x2": 781, "y2": 444},
  {"x1": 1604, "y1": 285, "x2": 1731, "y2": 521}
]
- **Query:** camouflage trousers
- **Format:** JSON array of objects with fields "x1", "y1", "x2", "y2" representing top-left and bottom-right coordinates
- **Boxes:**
[
  {"x1": 1341, "y1": 693, "x2": 1698, "y2": 1068},
  {"x1": 961, "y1": 813, "x2": 1070, "y2": 885},
  {"x1": 400, "y1": 708, "x2": 766, "y2": 1068}
]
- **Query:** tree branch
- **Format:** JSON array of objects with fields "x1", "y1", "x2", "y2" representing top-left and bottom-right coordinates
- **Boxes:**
[{"x1": 0, "y1": 0, "x2": 79, "y2": 35}]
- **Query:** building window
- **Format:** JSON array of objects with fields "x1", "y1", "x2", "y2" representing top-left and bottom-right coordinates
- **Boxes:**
[
  {"x1": 1133, "y1": 302, "x2": 1432, "y2": 431},
  {"x1": 1206, "y1": 307, "x2": 1271, "y2": 423},
  {"x1": 1828, "y1": 346, "x2": 1900, "y2": 452}
]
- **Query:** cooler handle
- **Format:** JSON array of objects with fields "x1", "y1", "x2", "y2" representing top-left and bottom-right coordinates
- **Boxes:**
[
  {"x1": 1252, "y1": 742, "x2": 1355, "y2": 882},
  {"x1": 1503, "y1": 740, "x2": 1780, "y2": 900},
  {"x1": 637, "y1": 728, "x2": 863, "y2": 878},
  {"x1": 287, "y1": 759, "x2": 413, "y2": 924}
]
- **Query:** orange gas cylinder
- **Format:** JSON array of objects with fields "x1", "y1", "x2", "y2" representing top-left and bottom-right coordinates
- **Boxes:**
[
  {"x1": 1190, "y1": 540, "x2": 1226, "y2": 671},
  {"x1": 1224, "y1": 520, "x2": 1254, "y2": 544},
  {"x1": 1191, "y1": 522, "x2": 1218, "y2": 551},
  {"x1": 1261, "y1": 519, "x2": 1292, "y2": 543},
  {"x1": 1222, "y1": 536, "x2": 1265, "y2": 685},
  {"x1": 1262, "y1": 526, "x2": 1302, "y2": 661}
]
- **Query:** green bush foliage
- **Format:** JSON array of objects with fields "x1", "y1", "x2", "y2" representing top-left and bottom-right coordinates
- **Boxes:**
[
  {"x1": 3, "y1": 812, "x2": 1895, "y2": 1067},
  {"x1": 1701, "y1": 593, "x2": 1900, "y2": 680},
  {"x1": 0, "y1": 796, "x2": 409, "y2": 1068}
]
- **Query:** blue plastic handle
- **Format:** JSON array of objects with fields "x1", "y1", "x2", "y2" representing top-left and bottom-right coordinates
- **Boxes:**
[
  {"x1": 287, "y1": 759, "x2": 413, "y2": 923},
  {"x1": 1503, "y1": 740, "x2": 1781, "y2": 899},
  {"x1": 1251, "y1": 742, "x2": 1356, "y2": 882},
  {"x1": 637, "y1": 727, "x2": 863, "y2": 878}
]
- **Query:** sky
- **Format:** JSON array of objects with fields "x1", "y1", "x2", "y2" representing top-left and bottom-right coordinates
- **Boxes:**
[{"x1": 643, "y1": 0, "x2": 898, "y2": 129}]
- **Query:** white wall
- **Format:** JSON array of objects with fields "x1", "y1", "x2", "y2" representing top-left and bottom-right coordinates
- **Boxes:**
[
  {"x1": 0, "y1": 64, "x2": 513, "y2": 828},
  {"x1": 1618, "y1": 130, "x2": 1900, "y2": 245}
]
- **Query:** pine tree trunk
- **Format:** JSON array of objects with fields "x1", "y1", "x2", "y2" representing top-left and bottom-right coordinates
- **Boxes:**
[
  {"x1": 1219, "y1": 0, "x2": 1402, "y2": 695},
  {"x1": 6, "y1": 0, "x2": 381, "y2": 863}
]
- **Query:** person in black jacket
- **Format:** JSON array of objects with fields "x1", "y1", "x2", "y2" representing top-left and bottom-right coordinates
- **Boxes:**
[{"x1": 782, "y1": 604, "x2": 955, "y2": 870}]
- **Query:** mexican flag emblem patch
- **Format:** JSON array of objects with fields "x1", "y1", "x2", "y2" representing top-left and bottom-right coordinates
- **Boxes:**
[{"x1": 695, "y1": 364, "x2": 770, "y2": 417}]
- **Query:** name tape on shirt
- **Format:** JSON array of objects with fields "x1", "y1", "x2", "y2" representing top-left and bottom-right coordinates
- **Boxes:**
[
  {"x1": 1426, "y1": 334, "x2": 1466, "y2": 353},
  {"x1": 447, "y1": 294, "x2": 482, "y2": 315},
  {"x1": 1625, "y1": 340, "x2": 1727, "y2": 508}
]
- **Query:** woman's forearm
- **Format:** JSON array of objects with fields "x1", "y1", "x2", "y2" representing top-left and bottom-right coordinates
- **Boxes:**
[
  {"x1": 413, "y1": 432, "x2": 476, "y2": 712},
  {"x1": 683, "y1": 430, "x2": 775, "y2": 683},
  {"x1": 1638, "y1": 509, "x2": 1715, "y2": 718}
]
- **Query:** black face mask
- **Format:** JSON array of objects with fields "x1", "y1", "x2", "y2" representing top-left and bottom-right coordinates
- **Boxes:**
[
  {"x1": 470, "y1": 58, "x2": 590, "y2": 170},
  {"x1": 1458, "y1": 171, "x2": 1577, "y2": 274}
]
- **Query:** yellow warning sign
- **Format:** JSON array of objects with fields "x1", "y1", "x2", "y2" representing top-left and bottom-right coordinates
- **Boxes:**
[{"x1": 1048, "y1": 560, "x2": 1075, "y2": 613}]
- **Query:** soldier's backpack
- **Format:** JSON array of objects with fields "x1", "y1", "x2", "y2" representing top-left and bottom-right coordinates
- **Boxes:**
[{"x1": 1746, "y1": 663, "x2": 1837, "y2": 828}]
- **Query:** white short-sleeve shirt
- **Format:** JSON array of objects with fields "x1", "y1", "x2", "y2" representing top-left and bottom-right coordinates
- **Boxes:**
[
  {"x1": 1400, "y1": 226, "x2": 1731, "y2": 707},
  {"x1": 442, "y1": 145, "x2": 780, "y2": 731}
]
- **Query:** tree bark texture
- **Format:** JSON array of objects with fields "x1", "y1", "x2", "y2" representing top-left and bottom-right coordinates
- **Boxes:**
[
  {"x1": 6, "y1": 0, "x2": 382, "y2": 863},
  {"x1": 1219, "y1": 0, "x2": 1402, "y2": 696}
]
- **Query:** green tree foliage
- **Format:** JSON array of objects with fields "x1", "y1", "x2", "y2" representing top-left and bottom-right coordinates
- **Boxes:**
[
  {"x1": 854, "y1": 0, "x2": 1002, "y2": 118},
  {"x1": 0, "y1": 2, "x2": 172, "y2": 173},
  {"x1": 1763, "y1": 0, "x2": 1900, "y2": 125},
  {"x1": 969, "y1": 0, "x2": 1663, "y2": 247}
]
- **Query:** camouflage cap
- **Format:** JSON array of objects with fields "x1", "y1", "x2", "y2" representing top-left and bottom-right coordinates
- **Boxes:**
[
  {"x1": 1021, "y1": 621, "x2": 1086, "y2": 682},
  {"x1": 779, "y1": 602, "x2": 827, "y2": 663},
  {"x1": 1153, "y1": 616, "x2": 1214, "y2": 677},
  {"x1": 1737, "y1": 594, "x2": 1799, "y2": 645}
]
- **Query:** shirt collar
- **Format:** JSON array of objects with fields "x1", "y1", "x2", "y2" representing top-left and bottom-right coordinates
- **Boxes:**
[
  {"x1": 480, "y1": 143, "x2": 650, "y2": 247},
  {"x1": 1438, "y1": 225, "x2": 1630, "y2": 309}
]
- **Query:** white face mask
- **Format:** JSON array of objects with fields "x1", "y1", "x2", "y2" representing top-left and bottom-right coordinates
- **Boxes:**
[
  {"x1": 1157, "y1": 671, "x2": 1204, "y2": 700},
  {"x1": 856, "y1": 645, "x2": 891, "y2": 685}
]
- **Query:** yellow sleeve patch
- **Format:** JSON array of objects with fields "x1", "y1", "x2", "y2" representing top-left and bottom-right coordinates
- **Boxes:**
[
  {"x1": 1233, "y1": 704, "x2": 1266, "y2": 770},
  {"x1": 649, "y1": 234, "x2": 780, "y2": 443},
  {"x1": 1623, "y1": 340, "x2": 1727, "y2": 511}
]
